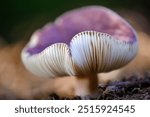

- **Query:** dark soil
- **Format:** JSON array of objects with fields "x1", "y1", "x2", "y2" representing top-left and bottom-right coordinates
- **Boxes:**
[{"x1": 48, "y1": 73, "x2": 150, "y2": 100}]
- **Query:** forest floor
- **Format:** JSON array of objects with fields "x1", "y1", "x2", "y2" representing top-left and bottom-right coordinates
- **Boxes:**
[{"x1": 48, "y1": 73, "x2": 150, "y2": 100}]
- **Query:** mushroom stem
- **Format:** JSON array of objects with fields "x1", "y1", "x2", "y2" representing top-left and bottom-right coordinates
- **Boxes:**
[{"x1": 75, "y1": 74, "x2": 98, "y2": 96}]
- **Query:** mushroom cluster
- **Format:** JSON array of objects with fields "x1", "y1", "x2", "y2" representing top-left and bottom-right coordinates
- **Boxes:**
[{"x1": 21, "y1": 6, "x2": 138, "y2": 97}]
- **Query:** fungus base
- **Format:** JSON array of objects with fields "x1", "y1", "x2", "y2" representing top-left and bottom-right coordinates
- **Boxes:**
[{"x1": 75, "y1": 74, "x2": 98, "y2": 97}]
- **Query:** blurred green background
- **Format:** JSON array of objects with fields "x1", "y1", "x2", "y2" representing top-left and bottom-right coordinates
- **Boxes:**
[{"x1": 0, "y1": 0, "x2": 149, "y2": 43}]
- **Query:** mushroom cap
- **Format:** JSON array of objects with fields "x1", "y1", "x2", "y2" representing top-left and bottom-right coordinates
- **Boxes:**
[{"x1": 21, "y1": 6, "x2": 138, "y2": 78}]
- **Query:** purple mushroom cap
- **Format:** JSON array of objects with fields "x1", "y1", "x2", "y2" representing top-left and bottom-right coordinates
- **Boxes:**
[
  {"x1": 27, "y1": 6, "x2": 137, "y2": 55},
  {"x1": 22, "y1": 6, "x2": 138, "y2": 78}
]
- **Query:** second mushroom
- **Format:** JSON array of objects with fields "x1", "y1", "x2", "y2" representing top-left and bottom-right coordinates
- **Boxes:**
[{"x1": 21, "y1": 6, "x2": 138, "y2": 97}]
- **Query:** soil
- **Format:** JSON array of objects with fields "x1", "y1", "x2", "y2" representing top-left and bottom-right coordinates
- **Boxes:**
[{"x1": 48, "y1": 73, "x2": 150, "y2": 100}]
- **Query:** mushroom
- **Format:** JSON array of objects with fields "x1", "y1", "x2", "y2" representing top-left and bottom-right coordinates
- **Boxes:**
[{"x1": 21, "y1": 6, "x2": 138, "y2": 97}]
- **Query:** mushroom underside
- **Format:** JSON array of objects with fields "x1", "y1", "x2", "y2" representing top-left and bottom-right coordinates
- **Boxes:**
[{"x1": 22, "y1": 31, "x2": 138, "y2": 78}]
